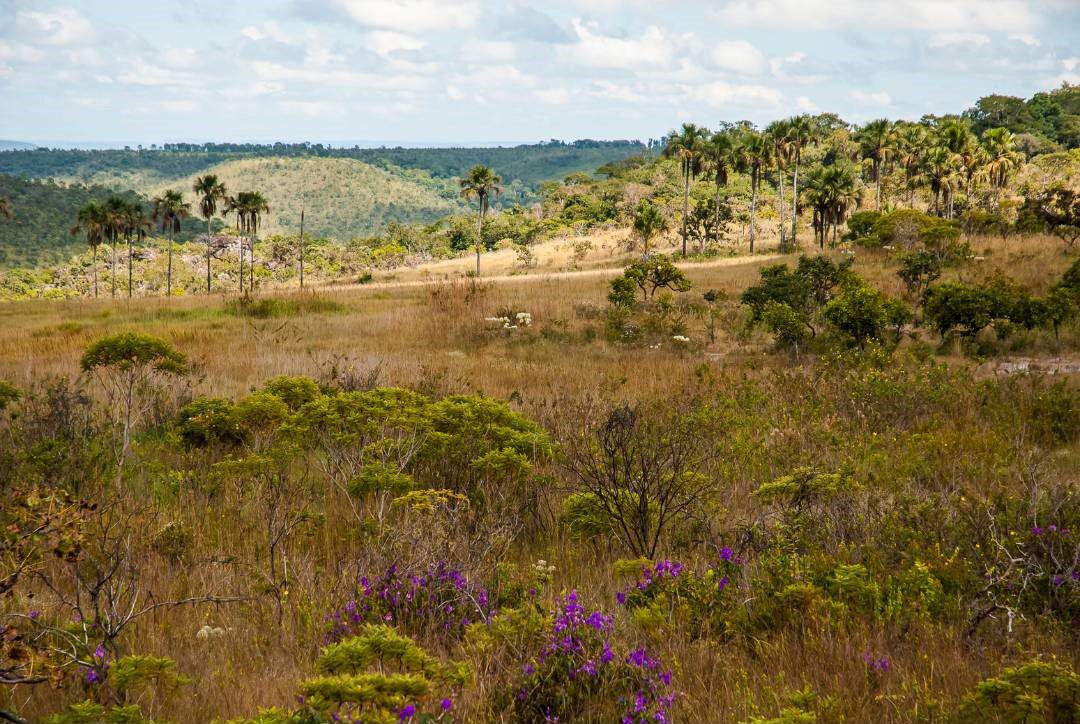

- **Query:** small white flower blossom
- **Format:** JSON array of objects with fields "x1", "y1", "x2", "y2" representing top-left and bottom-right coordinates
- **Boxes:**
[{"x1": 672, "y1": 335, "x2": 690, "y2": 343}]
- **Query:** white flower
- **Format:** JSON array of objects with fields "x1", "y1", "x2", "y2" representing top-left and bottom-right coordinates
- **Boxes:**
[
  {"x1": 672, "y1": 335, "x2": 690, "y2": 343},
  {"x1": 515, "y1": 312, "x2": 533, "y2": 327}
]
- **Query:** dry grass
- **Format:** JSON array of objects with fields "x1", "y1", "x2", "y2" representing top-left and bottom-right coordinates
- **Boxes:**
[{"x1": 1, "y1": 231, "x2": 1077, "y2": 723}]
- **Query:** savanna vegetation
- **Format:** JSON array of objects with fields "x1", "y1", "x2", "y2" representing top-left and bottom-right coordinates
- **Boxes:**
[{"x1": 0, "y1": 86, "x2": 1079, "y2": 724}]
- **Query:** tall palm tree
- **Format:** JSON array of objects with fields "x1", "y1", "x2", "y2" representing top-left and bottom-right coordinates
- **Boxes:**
[
  {"x1": 767, "y1": 120, "x2": 794, "y2": 251},
  {"x1": 804, "y1": 164, "x2": 860, "y2": 249},
  {"x1": 735, "y1": 130, "x2": 773, "y2": 254},
  {"x1": 70, "y1": 201, "x2": 107, "y2": 298},
  {"x1": 981, "y1": 127, "x2": 1023, "y2": 210},
  {"x1": 702, "y1": 130, "x2": 735, "y2": 249},
  {"x1": 785, "y1": 115, "x2": 817, "y2": 245},
  {"x1": 103, "y1": 195, "x2": 128, "y2": 298},
  {"x1": 922, "y1": 144, "x2": 960, "y2": 218},
  {"x1": 193, "y1": 175, "x2": 227, "y2": 293},
  {"x1": 893, "y1": 123, "x2": 928, "y2": 208},
  {"x1": 459, "y1": 165, "x2": 502, "y2": 275},
  {"x1": 120, "y1": 201, "x2": 149, "y2": 298},
  {"x1": 151, "y1": 189, "x2": 191, "y2": 297},
  {"x1": 631, "y1": 199, "x2": 668, "y2": 256},
  {"x1": 663, "y1": 123, "x2": 709, "y2": 257},
  {"x1": 0, "y1": 197, "x2": 11, "y2": 221},
  {"x1": 243, "y1": 191, "x2": 269, "y2": 293},
  {"x1": 855, "y1": 119, "x2": 895, "y2": 211},
  {"x1": 940, "y1": 119, "x2": 984, "y2": 208}
]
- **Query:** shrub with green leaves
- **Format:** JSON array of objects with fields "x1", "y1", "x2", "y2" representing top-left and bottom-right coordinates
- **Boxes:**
[{"x1": 955, "y1": 660, "x2": 1080, "y2": 724}]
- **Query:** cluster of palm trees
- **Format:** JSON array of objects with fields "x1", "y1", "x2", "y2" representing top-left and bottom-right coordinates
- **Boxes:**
[
  {"x1": 70, "y1": 175, "x2": 270, "y2": 299},
  {"x1": 662, "y1": 113, "x2": 1026, "y2": 254}
]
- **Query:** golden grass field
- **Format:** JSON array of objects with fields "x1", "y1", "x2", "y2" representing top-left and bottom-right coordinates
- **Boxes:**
[{"x1": 1, "y1": 228, "x2": 1078, "y2": 723}]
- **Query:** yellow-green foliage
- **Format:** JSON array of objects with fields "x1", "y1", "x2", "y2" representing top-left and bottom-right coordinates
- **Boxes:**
[{"x1": 955, "y1": 660, "x2": 1080, "y2": 724}]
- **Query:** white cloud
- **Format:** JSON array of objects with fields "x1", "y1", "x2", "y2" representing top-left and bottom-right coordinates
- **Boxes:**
[
  {"x1": 278, "y1": 100, "x2": 344, "y2": 116},
  {"x1": 558, "y1": 19, "x2": 694, "y2": 71},
  {"x1": 795, "y1": 95, "x2": 818, "y2": 112},
  {"x1": 465, "y1": 41, "x2": 517, "y2": 63},
  {"x1": 710, "y1": 40, "x2": 765, "y2": 75},
  {"x1": 363, "y1": 30, "x2": 426, "y2": 58},
  {"x1": 695, "y1": 81, "x2": 783, "y2": 108},
  {"x1": 928, "y1": 32, "x2": 990, "y2": 48},
  {"x1": 16, "y1": 7, "x2": 95, "y2": 46},
  {"x1": 712, "y1": 0, "x2": 1039, "y2": 32},
  {"x1": 1009, "y1": 33, "x2": 1041, "y2": 46},
  {"x1": 770, "y1": 52, "x2": 829, "y2": 84},
  {"x1": 534, "y1": 88, "x2": 570, "y2": 104},
  {"x1": 326, "y1": 0, "x2": 480, "y2": 33},
  {"x1": 850, "y1": 90, "x2": 892, "y2": 106}
]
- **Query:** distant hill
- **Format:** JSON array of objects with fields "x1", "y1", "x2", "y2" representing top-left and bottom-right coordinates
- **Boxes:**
[
  {"x1": 0, "y1": 140, "x2": 648, "y2": 194},
  {"x1": 0, "y1": 175, "x2": 170, "y2": 268},
  {"x1": 147, "y1": 157, "x2": 469, "y2": 239},
  {"x1": 0, "y1": 141, "x2": 38, "y2": 152}
]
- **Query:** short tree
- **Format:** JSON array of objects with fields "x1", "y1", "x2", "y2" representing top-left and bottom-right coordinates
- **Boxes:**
[
  {"x1": 631, "y1": 199, "x2": 668, "y2": 255},
  {"x1": 620, "y1": 257, "x2": 692, "y2": 302},
  {"x1": 896, "y1": 249, "x2": 942, "y2": 324},
  {"x1": 80, "y1": 333, "x2": 187, "y2": 487},
  {"x1": 823, "y1": 283, "x2": 898, "y2": 349}
]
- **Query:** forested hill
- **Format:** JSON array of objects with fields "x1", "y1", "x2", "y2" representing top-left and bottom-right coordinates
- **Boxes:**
[
  {"x1": 0, "y1": 175, "x2": 210, "y2": 268},
  {"x1": 0, "y1": 139, "x2": 648, "y2": 192}
]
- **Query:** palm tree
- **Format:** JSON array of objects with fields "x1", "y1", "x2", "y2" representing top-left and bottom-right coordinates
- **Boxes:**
[
  {"x1": 0, "y1": 197, "x2": 11, "y2": 221},
  {"x1": 981, "y1": 128, "x2": 1023, "y2": 210},
  {"x1": 663, "y1": 123, "x2": 709, "y2": 257},
  {"x1": 243, "y1": 191, "x2": 269, "y2": 293},
  {"x1": 70, "y1": 201, "x2": 107, "y2": 298},
  {"x1": 193, "y1": 175, "x2": 227, "y2": 293},
  {"x1": 767, "y1": 120, "x2": 794, "y2": 251},
  {"x1": 735, "y1": 129, "x2": 773, "y2": 254},
  {"x1": 893, "y1": 123, "x2": 928, "y2": 208},
  {"x1": 940, "y1": 119, "x2": 984, "y2": 208},
  {"x1": 702, "y1": 130, "x2": 735, "y2": 249},
  {"x1": 103, "y1": 196, "x2": 128, "y2": 298},
  {"x1": 459, "y1": 165, "x2": 503, "y2": 275},
  {"x1": 785, "y1": 115, "x2": 817, "y2": 245},
  {"x1": 922, "y1": 144, "x2": 960, "y2": 218},
  {"x1": 632, "y1": 199, "x2": 668, "y2": 255},
  {"x1": 855, "y1": 119, "x2": 895, "y2": 210},
  {"x1": 120, "y1": 201, "x2": 149, "y2": 298},
  {"x1": 804, "y1": 164, "x2": 860, "y2": 249},
  {"x1": 151, "y1": 189, "x2": 191, "y2": 297}
]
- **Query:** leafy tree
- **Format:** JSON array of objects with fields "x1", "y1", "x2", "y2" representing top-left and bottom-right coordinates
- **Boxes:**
[
  {"x1": 193, "y1": 174, "x2": 227, "y2": 292},
  {"x1": 896, "y1": 249, "x2": 942, "y2": 323},
  {"x1": 150, "y1": 189, "x2": 191, "y2": 297},
  {"x1": 922, "y1": 282, "x2": 1000, "y2": 339},
  {"x1": 762, "y1": 300, "x2": 813, "y2": 356},
  {"x1": 823, "y1": 283, "x2": 905, "y2": 349},
  {"x1": 460, "y1": 165, "x2": 503, "y2": 275},
  {"x1": 803, "y1": 164, "x2": 859, "y2": 248},
  {"x1": 80, "y1": 333, "x2": 187, "y2": 487},
  {"x1": 785, "y1": 115, "x2": 818, "y2": 245},
  {"x1": 663, "y1": 123, "x2": 709, "y2": 256},
  {"x1": 607, "y1": 275, "x2": 638, "y2": 307},
  {"x1": 630, "y1": 199, "x2": 668, "y2": 255},
  {"x1": 619, "y1": 257, "x2": 691, "y2": 301}
]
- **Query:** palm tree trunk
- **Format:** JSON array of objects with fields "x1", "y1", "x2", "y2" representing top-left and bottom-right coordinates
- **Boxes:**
[
  {"x1": 127, "y1": 236, "x2": 133, "y2": 298},
  {"x1": 777, "y1": 168, "x2": 787, "y2": 252},
  {"x1": 875, "y1": 163, "x2": 882, "y2": 211},
  {"x1": 92, "y1": 247, "x2": 98, "y2": 298},
  {"x1": 749, "y1": 175, "x2": 758, "y2": 254},
  {"x1": 713, "y1": 179, "x2": 723, "y2": 247},
  {"x1": 240, "y1": 235, "x2": 245, "y2": 294},
  {"x1": 206, "y1": 218, "x2": 212, "y2": 294},
  {"x1": 299, "y1": 209, "x2": 305, "y2": 290},
  {"x1": 476, "y1": 206, "x2": 483, "y2": 275},
  {"x1": 111, "y1": 240, "x2": 117, "y2": 298},
  {"x1": 166, "y1": 229, "x2": 173, "y2": 298},
  {"x1": 681, "y1": 170, "x2": 689, "y2": 257},
  {"x1": 791, "y1": 156, "x2": 800, "y2": 247}
]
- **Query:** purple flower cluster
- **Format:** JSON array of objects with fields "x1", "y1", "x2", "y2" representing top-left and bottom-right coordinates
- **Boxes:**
[
  {"x1": 863, "y1": 652, "x2": 891, "y2": 673},
  {"x1": 1031, "y1": 524, "x2": 1070, "y2": 536},
  {"x1": 514, "y1": 590, "x2": 676, "y2": 724},
  {"x1": 325, "y1": 561, "x2": 494, "y2": 643},
  {"x1": 82, "y1": 643, "x2": 109, "y2": 684},
  {"x1": 616, "y1": 560, "x2": 685, "y2": 606}
]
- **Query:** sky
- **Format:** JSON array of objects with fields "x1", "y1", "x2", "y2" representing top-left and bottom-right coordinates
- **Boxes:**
[{"x1": 1, "y1": 0, "x2": 1078, "y2": 147}]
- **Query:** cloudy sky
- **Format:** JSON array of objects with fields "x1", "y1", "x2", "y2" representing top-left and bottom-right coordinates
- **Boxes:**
[{"x1": 1, "y1": 0, "x2": 1078, "y2": 146}]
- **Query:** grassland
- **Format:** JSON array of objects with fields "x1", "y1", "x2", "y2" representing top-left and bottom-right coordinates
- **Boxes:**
[{"x1": 1, "y1": 224, "x2": 1078, "y2": 723}]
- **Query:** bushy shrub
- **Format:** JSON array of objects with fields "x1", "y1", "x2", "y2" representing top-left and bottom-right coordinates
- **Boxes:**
[
  {"x1": 955, "y1": 660, "x2": 1080, "y2": 724},
  {"x1": 177, "y1": 397, "x2": 243, "y2": 447}
]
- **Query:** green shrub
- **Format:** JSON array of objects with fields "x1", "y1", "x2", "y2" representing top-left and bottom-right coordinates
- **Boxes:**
[
  {"x1": 955, "y1": 660, "x2": 1080, "y2": 724},
  {"x1": 177, "y1": 397, "x2": 243, "y2": 447}
]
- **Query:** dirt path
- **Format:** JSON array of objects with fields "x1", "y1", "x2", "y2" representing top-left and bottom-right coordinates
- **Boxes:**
[{"x1": 319, "y1": 252, "x2": 785, "y2": 293}]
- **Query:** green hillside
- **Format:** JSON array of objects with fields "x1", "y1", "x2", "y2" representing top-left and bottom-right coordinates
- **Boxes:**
[
  {"x1": 0, "y1": 140, "x2": 647, "y2": 194},
  {"x1": 147, "y1": 157, "x2": 468, "y2": 239}
]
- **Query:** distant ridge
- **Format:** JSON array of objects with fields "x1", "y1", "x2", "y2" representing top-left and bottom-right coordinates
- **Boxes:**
[{"x1": 0, "y1": 140, "x2": 38, "y2": 152}]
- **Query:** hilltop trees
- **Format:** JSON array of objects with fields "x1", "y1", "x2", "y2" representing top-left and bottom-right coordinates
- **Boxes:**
[
  {"x1": 150, "y1": 190, "x2": 190, "y2": 297},
  {"x1": 459, "y1": 165, "x2": 502, "y2": 275},
  {"x1": 193, "y1": 174, "x2": 227, "y2": 293}
]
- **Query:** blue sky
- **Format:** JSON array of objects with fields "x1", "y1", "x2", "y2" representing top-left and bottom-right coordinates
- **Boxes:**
[{"x1": 1, "y1": 0, "x2": 1078, "y2": 146}]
